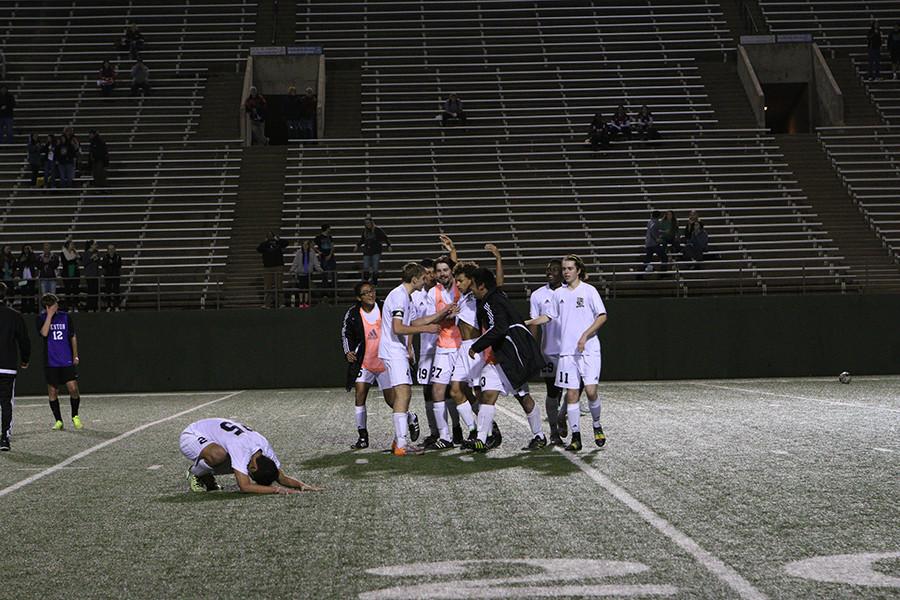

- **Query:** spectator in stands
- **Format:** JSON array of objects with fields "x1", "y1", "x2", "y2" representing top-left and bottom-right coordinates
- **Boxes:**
[
  {"x1": 289, "y1": 239, "x2": 320, "y2": 308},
  {"x1": 119, "y1": 23, "x2": 145, "y2": 59},
  {"x1": 441, "y1": 93, "x2": 466, "y2": 125},
  {"x1": 660, "y1": 210, "x2": 679, "y2": 256},
  {"x1": 642, "y1": 210, "x2": 667, "y2": 273},
  {"x1": 633, "y1": 105, "x2": 659, "y2": 140},
  {"x1": 313, "y1": 224, "x2": 337, "y2": 289},
  {"x1": 16, "y1": 245, "x2": 37, "y2": 313},
  {"x1": 1, "y1": 247, "x2": 16, "y2": 306},
  {"x1": 60, "y1": 238, "x2": 80, "y2": 310},
  {"x1": 0, "y1": 86, "x2": 15, "y2": 144},
  {"x1": 81, "y1": 240, "x2": 101, "y2": 312},
  {"x1": 27, "y1": 133, "x2": 42, "y2": 186},
  {"x1": 683, "y1": 222, "x2": 709, "y2": 267},
  {"x1": 867, "y1": 21, "x2": 882, "y2": 81},
  {"x1": 244, "y1": 87, "x2": 268, "y2": 145},
  {"x1": 98, "y1": 60, "x2": 117, "y2": 97},
  {"x1": 889, "y1": 22, "x2": 900, "y2": 80},
  {"x1": 0, "y1": 48, "x2": 6, "y2": 81},
  {"x1": 101, "y1": 244, "x2": 122, "y2": 311},
  {"x1": 42, "y1": 134, "x2": 58, "y2": 189},
  {"x1": 682, "y1": 209, "x2": 701, "y2": 243},
  {"x1": 88, "y1": 130, "x2": 109, "y2": 187},
  {"x1": 608, "y1": 105, "x2": 631, "y2": 139},
  {"x1": 585, "y1": 112, "x2": 610, "y2": 149},
  {"x1": 38, "y1": 242, "x2": 59, "y2": 296},
  {"x1": 55, "y1": 130, "x2": 77, "y2": 188},
  {"x1": 356, "y1": 217, "x2": 391, "y2": 285},
  {"x1": 257, "y1": 232, "x2": 288, "y2": 309},
  {"x1": 285, "y1": 86, "x2": 302, "y2": 140},
  {"x1": 130, "y1": 59, "x2": 151, "y2": 96},
  {"x1": 299, "y1": 87, "x2": 318, "y2": 140}
]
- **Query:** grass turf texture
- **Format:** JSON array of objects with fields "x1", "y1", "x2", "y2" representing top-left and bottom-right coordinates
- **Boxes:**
[{"x1": 0, "y1": 378, "x2": 897, "y2": 599}]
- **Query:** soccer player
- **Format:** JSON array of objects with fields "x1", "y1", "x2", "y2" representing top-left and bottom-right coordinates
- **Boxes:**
[
  {"x1": 527, "y1": 255, "x2": 607, "y2": 452},
  {"x1": 180, "y1": 417, "x2": 321, "y2": 494},
  {"x1": 0, "y1": 282, "x2": 30, "y2": 452},
  {"x1": 379, "y1": 262, "x2": 450, "y2": 456},
  {"x1": 469, "y1": 267, "x2": 547, "y2": 452},
  {"x1": 410, "y1": 258, "x2": 441, "y2": 445},
  {"x1": 529, "y1": 259, "x2": 566, "y2": 445},
  {"x1": 37, "y1": 294, "x2": 82, "y2": 430}
]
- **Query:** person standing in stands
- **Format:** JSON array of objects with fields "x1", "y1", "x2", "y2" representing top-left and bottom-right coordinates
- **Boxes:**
[
  {"x1": 642, "y1": 210, "x2": 667, "y2": 273},
  {"x1": 38, "y1": 243, "x2": 59, "y2": 296},
  {"x1": 289, "y1": 239, "x2": 319, "y2": 308},
  {"x1": 1, "y1": 247, "x2": 16, "y2": 308},
  {"x1": 244, "y1": 87, "x2": 268, "y2": 145},
  {"x1": 101, "y1": 244, "x2": 122, "y2": 311},
  {"x1": 0, "y1": 86, "x2": 15, "y2": 144},
  {"x1": 119, "y1": 23, "x2": 145, "y2": 59},
  {"x1": 81, "y1": 240, "x2": 101, "y2": 312},
  {"x1": 130, "y1": 59, "x2": 151, "y2": 96},
  {"x1": 314, "y1": 224, "x2": 337, "y2": 290},
  {"x1": 55, "y1": 129, "x2": 77, "y2": 188},
  {"x1": 88, "y1": 130, "x2": 109, "y2": 187},
  {"x1": 257, "y1": 232, "x2": 288, "y2": 309},
  {"x1": 585, "y1": 112, "x2": 610, "y2": 149},
  {"x1": 60, "y1": 238, "x2": 80, "y2": 311},
  {"x1": 867, "y1": 21, "x2": 883, "y2": 81},
  {"x1": 889, "y1": 22, "x2": 900, "y2": 80},
  {"x1": 299, "y1": 87, "x2": 318, "y2": 140},
  {"x1": 0, "y1": 282, "x2": 31, "y2": 451},
  {"x1": 42, "y1": 134, "x2": 58, "y2": 189},
  {"x1": 284, "y1": 86, "x2": 302, "y2": 141},
  {"x1": 27, "y1": 133, "x2": 42, "y2": 186},
  {"x1": 357, "y1": 217, "x2": 391, "y2": 285},
  {"x1": 16, "y1": 245, "x2": 38, "y2": 314},
  {"x1": 441, "y1": 93, "x2": 466, "y2": 125}
]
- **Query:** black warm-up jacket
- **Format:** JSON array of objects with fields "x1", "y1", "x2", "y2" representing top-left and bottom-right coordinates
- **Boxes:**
[
  {"x1": 340, "y1": 299, "x2": 385, "y2": 391},
  {"x1": 471, "y1": 287, "x2": 543, "y2": 390},
  {"x1": 0, "y1": 304, "x2": 30, "y2": 376}
]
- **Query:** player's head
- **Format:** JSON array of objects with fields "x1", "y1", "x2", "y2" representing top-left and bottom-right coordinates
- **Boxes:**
[
  {"x1": 354, "y1": 281, "x2": 376, "y2": 307},
  {"x1": 401, "y1": 262, "x2": 426, "y2": 289},
  {"x1": 453, "y1": 262, "x2": 478, "y2": 294},
  {"x1": 41, "y1": 293, "x2": 59, "y2": 309},
  {"x1": 471, "y1": 267, "x2": 496, "y2": 300},
  {"x1": 651, "y1": 210, "x2": 661, "y2": 220},
  {"x1": 546, "y1": 259, "x2": 563, "y2": 287},
  {"x1": 434, "y1": 256, "x2": 455, "y2": 287},
  {"x1": 248, "y1": 454, "x2": 278, "y2": 486},
  {"x1": 561, "y1": 254, "x2": 587, "y2": 284},
  {"x1": 419, "y1": 258, "x2": 435, "y2": 288}
]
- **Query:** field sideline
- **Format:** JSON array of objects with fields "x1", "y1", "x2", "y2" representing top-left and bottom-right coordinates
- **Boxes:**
[{"x1": 1, "y1": 377, "x2": 898, "y2": 599}]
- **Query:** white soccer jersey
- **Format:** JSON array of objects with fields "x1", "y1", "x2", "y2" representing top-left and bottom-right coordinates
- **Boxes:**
[
  {"x1": 411, "y1": 288, "x2": 437, "y2": 356},
  {"x1": 456, "y1": 291, "x2": 477, "y2": 328},
  {"x1": 187, "y1": 418, "x2": 281, "y2": 476},
  {"x1": 530, "y1": 284, "x2": 562, "y2": 356},
  {"x1": 549, "y1": 281, "x2": 606, "y2": 356},
  {"x1": 379, "y1": 283, "x2": 413, "y2": 361}
]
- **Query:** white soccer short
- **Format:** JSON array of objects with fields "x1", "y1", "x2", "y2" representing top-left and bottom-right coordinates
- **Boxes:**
[
  {"x1": 179, "y1": 426, "x2": 211, "y2": 463},
  {"x1": 450, "y1": 340, "x2": 477, "y2": 384},
  {"x1": 416, "y1": 353, "x2": 435, "y2": 385},
  {"x1": 540, "y1": 354, "x2": 559, "y2": 379},
  {"x1": 477, "y1": 363, "x2": 529, "y2": 397},
  {"x1": 382, "y1": 357, "x2": 413, "y2": 388},
  {"x1": 430, "y1": 349, "x2": 455, "y2": 385},
  {"x1": 356, "y1": 367, "x2": 391, "y2": 389},
  {"x1": 556, "y1": 354, "x2": 601, "y2": 389}
]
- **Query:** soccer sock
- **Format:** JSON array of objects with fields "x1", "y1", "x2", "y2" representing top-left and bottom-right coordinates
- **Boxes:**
[
  {"x1": 49, "y1": 399, "x2": 63, "y2": 422},
  {"x1": 70, "y1": 395, "x2": 80, "y2": 418},
  {"x1": 424, "y1": 399, "x2": 437, "y2": 436},
  {"x1": 476, "y1": 404, "x2": 496, "y2": 443},
  {"x1": 433, "y1": 401, "x2": 449, "y2": 440},
  {"x1": 545, "y1": 394, "x2": 560, "y2": 434},
  {"x1": 456, "y1": 401, "x2": 477, "y2": 431},
  {"x1": 190, "y1": 459, "x2": 214, "y2": 476},
  {"x1": 567, "y1": 403, "x2": 581, "y2": 433},
  {"x1": 589, "y1": 398, "x2": 602, "y2": 428},
  {"x1": 354, "y1": 405, "x2": 367, "y2": 430},
  {"x1": 526, "y1": 406, "x2": 544, "y2": 437},
  {"x1": 392, "y1": 412, "x2": 408, "y2": 449},
  {"x1": 446, "y1": 399, "x2": 460, "y2": 428}
]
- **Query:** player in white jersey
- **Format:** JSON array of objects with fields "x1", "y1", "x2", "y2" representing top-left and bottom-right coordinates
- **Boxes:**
[
  {"x1": 527, "y1": 255, "x2": 607, "y2": 452},
  {"x1": 379, "y1": 262, "x2": 453, "y2": 456},
  {"x1": 180, "y1": 417, "x2": 322, "y2": 494},
  {"x1": 528, "y1": 259, "x2": 566, "y2": 445},
  {"x1": 410, "y1": 259, "x2": 440, "y2": 445}
]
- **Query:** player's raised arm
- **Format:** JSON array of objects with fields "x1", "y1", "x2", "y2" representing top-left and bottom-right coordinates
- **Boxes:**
[
  {"x1": 485, "y1": 243, "x2": 503, "y2": 287},
  {"x1": 39, "y1": 302, "x2": 58, "y2": 338},
  {"x1": 439, "y1": 234, "x2": 459, "y2": 264},
  {"x1": 393, "y1": 314, "x2": 439, "y2": 336},
  {"x1": 525, "y1": 314, "x2": 551, "y2": 327}
]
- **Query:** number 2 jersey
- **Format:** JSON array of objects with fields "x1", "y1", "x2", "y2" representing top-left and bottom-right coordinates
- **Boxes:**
[
  {"x1": 36, "y1": 311, "x2": 75, "y2": 368},
  {"x1": 184, "y1": 418, "x2": 281, "y2": 476}
]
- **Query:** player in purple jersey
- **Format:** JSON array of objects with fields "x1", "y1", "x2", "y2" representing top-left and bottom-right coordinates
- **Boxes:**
[{"x1": 37, "y1": 294, "x2": 82, "y2": 430}]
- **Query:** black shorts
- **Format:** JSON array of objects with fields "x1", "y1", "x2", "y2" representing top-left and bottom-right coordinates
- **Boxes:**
[{"x1": 45, "y1": 366, "x2": 78, "y2": 386}]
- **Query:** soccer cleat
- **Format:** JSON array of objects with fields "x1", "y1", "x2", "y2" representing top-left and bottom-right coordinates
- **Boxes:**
[
  {"x1": 470, "y1": 439, "x2": 487, "y2": 453},
  {"x1": 52, "y1": 420, "x2": 64, "y2": 431},
  {"x1": 351, "y1": 429, "x2": 369, "y2": 450},
  {"x1": 408, "y1": 413, "x2": 420, "y2": 442},
  {"x1": 72, "y1": 415, "x2": 83, "y2": 430},
  {"x1": 392, "y1": 444, "x2": 424, "y2": 457},
  {"x1": 425, "y1": 437, "x2": 454, "y2": 450},
  {"x1": 0, "y1": 436, "x2": 9, "y2": 451},
  {"x1": 197, "y1": 472, "x2": 222, "y2": 492},
  {"x1": 557, "y1": 414, "x2": 568, "y2": 438},
  {"x1": 421, "y1": 433, "x2": 438, "y2": 447},
  {"x1": 186, "y1": 470, "x2": 206, "y2": 493},
  {"x1": 490, "y1": 421, "x2": 502, "y2": 447},
  {"x1": 593, "y1": 424, "x2": 607, "y2": 447},
  {"x1": 549, "y1": 433, "x2": 564, "y2": 446},
  {"x1": 565, "y1": 432, "x2": 582, "y2": 453},
  {"x1": 460, "y1": 429, "x2": 478, "y2": 450},
  {"x1": 451, "y1": 424, "x2": 463, "y2": 445},
  {"x1": 522, "y1": 435, "x2": 548, "y2": 451}
]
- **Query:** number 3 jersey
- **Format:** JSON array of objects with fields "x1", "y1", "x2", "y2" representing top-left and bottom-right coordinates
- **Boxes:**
[
  {"x1": 185, "y1": 418, "x2": 281, "y2": 476},
  {"x1": 36, "y1": 310, "x2": 76, "y2": 368}
]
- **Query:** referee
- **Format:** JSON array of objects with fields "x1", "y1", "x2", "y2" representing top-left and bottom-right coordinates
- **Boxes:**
[{"x1": 0, "y1": 282, "x2": 31, "y2": 451}]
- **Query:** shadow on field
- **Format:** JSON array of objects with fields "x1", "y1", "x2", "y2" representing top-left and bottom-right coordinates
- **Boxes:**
[
  {"x1": 156, "y1": 492, "x2": 253, "y2": 504},
  {"x1": 300, "y1": 448, "x2": 580, "y2": 479},
  {"x1": 0, "y1": 450, "x2": 60, "y2": 466},
  {"x1": 73, "y1": 428, "x2": 120, "y2": 441}
]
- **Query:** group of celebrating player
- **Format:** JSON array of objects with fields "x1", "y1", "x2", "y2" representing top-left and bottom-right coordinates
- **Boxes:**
[{"x1": 340, "y1": 235, "x2": 608, "y2": 456}]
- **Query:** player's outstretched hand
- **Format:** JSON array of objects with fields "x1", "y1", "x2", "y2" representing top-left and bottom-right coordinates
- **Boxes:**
[
  {"x1": 276, "y1": 487, "x2": 301, "y2": 495},
  {"x1": 439, "y1": 234, "x2": 454, "y2": 251},
  {"x1": 73, "y1": 356, "x2": 80, "y2": 366},
  {"x1": 576, "y1": 336, "x2": 587, "y2": 353},
  {"x1": 300, "y1": 483, "x2": 324, "y2": 492},
  {"x1": 422, "y1": 324, "x2": 441, "y2": 335},
  {"x1": 484, "y1": 243, "x2": 500, "y2": 257},
  {"x1": 47, "y1": 303, "x2": 58, "y2": 317}
]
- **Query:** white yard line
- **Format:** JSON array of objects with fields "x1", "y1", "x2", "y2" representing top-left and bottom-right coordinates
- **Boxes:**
[
  {"x1": 12, "y1": 390, "x2": 227, "y2": 402},
  {"x1": 495, "y1": 404, "x2": 768, "y2": 600},
  {"x1": 0, "y1": 390, "x2": 244, "y2": 499},
  {"x1": 691, "y1": 382, "x2": 900, "y2": 414}
]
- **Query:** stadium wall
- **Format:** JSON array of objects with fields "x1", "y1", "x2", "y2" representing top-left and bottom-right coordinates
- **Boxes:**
[{"x1": 13, "y1": 294, "x2": 899, "y2": 395}]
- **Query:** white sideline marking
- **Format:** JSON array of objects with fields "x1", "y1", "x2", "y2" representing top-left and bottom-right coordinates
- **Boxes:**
[
  {"x1": 459, "y1": 455, "x2": 474, "y2": 462},
  {"x1": 872, "y1": 447, "x2": 893, "y2": 453},
  {"x1": 147, "y1": 464, "x2": 163, "y2": 470},
  {"x1": 770, "y1": 450, "x2": 790, "y2": 456},
  {"x1": 0, "y1": 391, "x2": 244, "y2": 499},
  {"x1": 692, "y1": 382, "x2": 900, "y2": 414},
  {"x1": 13, "y1": 391, "x2": 226, "y2": 401},
  {"x1": 495, "y1": 404, "x2": 768, "y2": 600},
  {"x1": 355, "y1": 458, "x2": 369, "y2": 465}
]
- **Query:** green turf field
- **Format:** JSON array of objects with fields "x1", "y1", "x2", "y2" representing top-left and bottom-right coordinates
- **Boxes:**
[{"x1": 1, "y1": 378, "x2": 897, "y2": 599}]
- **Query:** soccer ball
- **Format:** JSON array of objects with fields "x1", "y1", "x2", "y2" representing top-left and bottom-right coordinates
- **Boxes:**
[{"x1": 838, "y1": 371, "x2": 851, "y2": 384}]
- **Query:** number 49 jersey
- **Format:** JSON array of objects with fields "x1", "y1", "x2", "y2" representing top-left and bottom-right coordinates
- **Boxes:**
[{"x1": 185, "y1": 418, "x2": 281, "y2": 476}]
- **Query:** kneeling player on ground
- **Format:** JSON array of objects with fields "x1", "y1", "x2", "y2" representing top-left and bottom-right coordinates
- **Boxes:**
[
  {"x1": 180, "y1": 417, "x2": 322, "y2": 494},
  {"x1": 37, "y1": 294, "x2": 82, "y2": 430}
]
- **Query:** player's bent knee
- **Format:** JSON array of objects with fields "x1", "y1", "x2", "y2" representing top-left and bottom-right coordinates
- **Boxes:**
[{"x1": 201, "y1": 443, "x2": 228, "y2": 466}]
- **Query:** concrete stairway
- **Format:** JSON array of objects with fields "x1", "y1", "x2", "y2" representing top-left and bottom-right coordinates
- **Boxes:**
[
  {"x1": 697, "y1": 59, "x2": 760, "y2": 129},
  {"x1": 776, "y1": 134, "x2": 900, "y2": 291},
  {"x1": 826, "y1": 57, "x2": 883, "y2": 126},
  {"x1": 254, "y1": 0, "x2": 296, "y2": 46},
  {"x1": 195, "y1": 72, "x2": 244, "y2": 140},
  {"x1": 324, "y1": 59, "x2": 362, "y2": 138},
  {"x1": 717, "y1": 0, "x2": 769, "y2": 39},
  {"x1": 224, "y1": 145, "x2": 289, "y2": 306}
]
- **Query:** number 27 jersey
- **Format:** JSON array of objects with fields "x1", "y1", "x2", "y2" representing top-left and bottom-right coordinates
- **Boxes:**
[{"x1": 187, "y1": 418, "x2": 281, "y2": 476}]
